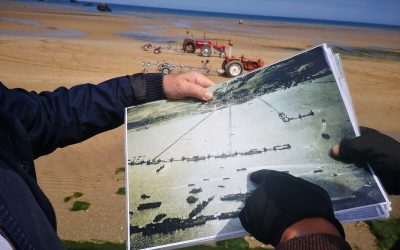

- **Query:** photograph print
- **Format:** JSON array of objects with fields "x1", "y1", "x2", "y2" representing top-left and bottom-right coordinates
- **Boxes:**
[{"x1": 125, "y1": 45, "x2": 388, "y2": 249}]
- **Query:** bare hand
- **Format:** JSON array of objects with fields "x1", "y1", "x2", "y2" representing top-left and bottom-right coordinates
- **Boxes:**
[{"x1": 163, "y1": 71, "x2": 215, "y2": 101}]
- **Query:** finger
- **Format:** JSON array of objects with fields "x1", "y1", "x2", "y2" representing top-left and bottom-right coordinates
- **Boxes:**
[
  {"x1": 331, "y1": 127, "x2": 382, "y2": 159},
  {"x1": 249, "y1": 170, "x2": 268, "y2": 184},
  {"x1": 331, "y1": 144, "x2": 340, "y2": 158},
  {"x1": 249, "y1": 169, "x2": 281, "y2": 184},
  {"x1": 185, "y1": 71, "x2": 215, "y2": 88},
  {"x1": 336, "y1": 131, "x2": 400, "y2": 169},
  {"x1": 238, "y1": 187, "x2": 268, "y2": 242},
  {"x1": 360, "y1": 126, "x2": 380, "y2": 135},
  {"x1": 181, "y1": 80, "x2": 213, "y2": 101},
  {"x1": 194, "y1": 73, "x2": 215, "y2": 88},
  {"x1": 338, "y1": 136, "x2": 372, "y2": 161},
  {"x1": 339, "y1": 131, "x2": 400, "y2": 161}
]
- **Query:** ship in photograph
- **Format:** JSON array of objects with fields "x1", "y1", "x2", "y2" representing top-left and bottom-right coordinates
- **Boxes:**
[{"x1": 125, "y1": 44, "x2": 390, "y2": 249}]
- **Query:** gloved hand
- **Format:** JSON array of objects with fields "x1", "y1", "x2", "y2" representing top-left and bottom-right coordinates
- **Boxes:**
[
  {"x1": 239, "y1": 170, "x2": 344, "y2": 246},
  {"x1": 331, "y1": 127, "x2": 400, "y2": 195}
]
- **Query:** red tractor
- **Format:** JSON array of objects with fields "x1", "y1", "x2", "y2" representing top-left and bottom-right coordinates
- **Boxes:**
[
  {"x1": 182, "y1": 33, "x2": 231, "y2": 58},
  {"x1": 183, "y1": 32, "x2": 264, "y2": 78},
  {"x1": 222, "y1": 56, "x2": 265, "y2": 77}
]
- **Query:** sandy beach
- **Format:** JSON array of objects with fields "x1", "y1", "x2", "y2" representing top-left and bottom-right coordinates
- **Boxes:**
[{"x1": 0, "y1": 1, "x2": 399, "y2": 248}]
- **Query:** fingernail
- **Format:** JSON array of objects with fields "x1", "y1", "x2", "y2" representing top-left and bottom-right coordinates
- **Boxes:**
[
  {"x1": 331, "y1": 144, "x2": 340, "y2": 157},
  {"x1": 203, "y1": 92, "x2": 213, "y2": 101}
]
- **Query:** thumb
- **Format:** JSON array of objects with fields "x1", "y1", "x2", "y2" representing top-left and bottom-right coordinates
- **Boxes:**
[
  {"x1": 331, "y1": 127, "x2": 383, "y2": 160},
  {"x1": 336, "y1": 135, "x2": 374, "y2": 162},
  {"x1": 182, "y1": 80, "x2": 213, "y2": 101},
  {"x1": 335, "y1": 129, "x2": 400, "y2": 162},
  {"x1": 359, "y1": 126, "x2": 380, "y2": 135},
  {"x1": 249, "y1": 169, "x2": 276, "y2": 184}
]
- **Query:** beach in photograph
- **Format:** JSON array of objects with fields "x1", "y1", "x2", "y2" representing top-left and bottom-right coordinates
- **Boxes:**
[
  {"x1": 0, "y1": 0, "x2": 399, "y2": 249},
  {"x1": 126, "y1": 45, "x2": 388, "y2": 249}
]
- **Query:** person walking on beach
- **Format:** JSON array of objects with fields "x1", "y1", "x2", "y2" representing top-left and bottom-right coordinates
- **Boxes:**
[{"x1": 0, "y1": 71, "x2": 213, "y2": 249}]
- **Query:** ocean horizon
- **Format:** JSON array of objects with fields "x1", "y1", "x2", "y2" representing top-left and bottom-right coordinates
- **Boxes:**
[{"x1": 14, "y1": 0, "x2": 400, "y2": 31}]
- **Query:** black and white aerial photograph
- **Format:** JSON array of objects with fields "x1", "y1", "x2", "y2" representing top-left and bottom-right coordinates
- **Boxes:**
[{"x1": 126, "y1": 45, "x2": 388, "y2": 250}]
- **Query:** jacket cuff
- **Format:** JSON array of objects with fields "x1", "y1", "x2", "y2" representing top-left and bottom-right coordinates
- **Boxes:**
[
  {"x1": 127, "y1": 73, "x2": 166, "y2": 105},
  {"x1": 276, "y1": 233, "x2": 351, "y2": 250},
  {"x1": 144, "y1": 73, "x2": 166, "y2": 102}
]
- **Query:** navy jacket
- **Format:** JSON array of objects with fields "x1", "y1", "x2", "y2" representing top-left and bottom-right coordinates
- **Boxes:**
[{"x1": 0, "y1": 73, "x2": 164, "y2": 249}]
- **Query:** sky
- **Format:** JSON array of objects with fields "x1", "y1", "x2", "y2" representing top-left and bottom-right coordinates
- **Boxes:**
[{"x1": 103, "y1": 0, "x2": 400, "y2": 26}]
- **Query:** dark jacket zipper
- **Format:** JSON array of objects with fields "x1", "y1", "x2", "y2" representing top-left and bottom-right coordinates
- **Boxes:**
[{"x1": 0, "y1": 227, "x2": 16, "y2": 250}]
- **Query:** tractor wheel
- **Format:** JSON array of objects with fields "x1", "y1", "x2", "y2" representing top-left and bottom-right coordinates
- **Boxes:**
[
  {"x1": 221, "y1": 60, "x2": 228, "y2": 70},
  {"x1": 161, "y1": 67, "x2": 171, "y2": 75},
  {"x1": 183, "y1": 40, "x2": 196, "y2": 53},
  {"x1": 200, "y1": 46, "x2": 212, "y2": 57},
  {"x1": 154, "y1": 48, "x2": 161, "y2": 54},
  {"x1": 143, "y1": 43, "x2": 153, "y2": 51},
  {"x1": 225, "y1": 60, "x2": 243, "y2": 77}
]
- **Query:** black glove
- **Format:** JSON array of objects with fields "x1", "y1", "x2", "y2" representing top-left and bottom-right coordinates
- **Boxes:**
[
  {"x1": 239, "y1": 170, "x2": 344, "y2": 246},
  {"x1": 338, "y1": 127, "x2": 400, "y2": 195}
]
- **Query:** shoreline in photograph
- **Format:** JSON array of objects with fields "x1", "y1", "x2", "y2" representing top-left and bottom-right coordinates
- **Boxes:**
[
  {"x1": 126, "y1": 46, "x2": 388, "y2": 249},
  {"x1": 0, "y1": 1, "x2": 399, "y2": 249}
]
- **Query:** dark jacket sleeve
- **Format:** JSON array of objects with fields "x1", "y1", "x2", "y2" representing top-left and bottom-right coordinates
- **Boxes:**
[
  {"x1": 0, "y1": 73, "x2": 165, "y2": 159},
  {"x1": 275, "y1": 233, "x2": 352, "y2": 250}
]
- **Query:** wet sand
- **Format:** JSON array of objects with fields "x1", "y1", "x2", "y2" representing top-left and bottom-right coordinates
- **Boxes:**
[{"x1": 0, "y1": 0, "x2": 399, "y2": 248}]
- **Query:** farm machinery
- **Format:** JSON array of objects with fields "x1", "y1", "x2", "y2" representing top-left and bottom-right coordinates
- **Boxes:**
[
  {"x1": 140, "y1": 32, "x2": 264, "y2": 78},
  {"x1": 221, "y1": 56, "x2": 264, "y2": 77},
  {"x1": 141, "y1": 56, "x2": 263, "y2": 78},
  {"x1": 182, "y1": 32, "x2": 264, "y2": 77},
  {"x1": 141, "y1": 41, "x2": 177, "y2": 54},
  {"x1": 142, "y1": 60, "x2": 212, "y2": 75},
  {"x1": 182, "y1": 33, "x2": 232, "y2": 58}
]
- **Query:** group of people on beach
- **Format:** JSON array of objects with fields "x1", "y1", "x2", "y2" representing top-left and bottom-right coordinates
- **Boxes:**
[{"x1": 0, "y1": 70, "x2": 399, "y2": 249}]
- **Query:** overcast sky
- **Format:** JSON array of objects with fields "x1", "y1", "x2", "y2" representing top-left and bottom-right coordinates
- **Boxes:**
[{"x1": 104, "y1": 0, "x2": 400, "y2": 26}]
